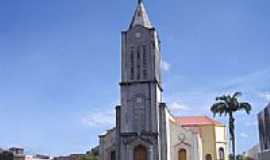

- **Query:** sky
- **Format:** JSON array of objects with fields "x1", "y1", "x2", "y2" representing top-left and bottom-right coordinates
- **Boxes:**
[{"x1": 0, "y1": 0, "x2": 270, "y2": 157}]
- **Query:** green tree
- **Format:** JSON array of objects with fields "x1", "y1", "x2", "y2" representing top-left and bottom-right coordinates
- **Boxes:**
[
  {"x1": 0, "y1": 151, "x2": 14, "y2": 160},
  {"x1": 243, "y1": 157, "x2": 254, "y2": 160},
  {"x1": 80, "y1": 154, "x2": 97, "y2": 160},
  {"x1": 236, "y1": 154, "x2": 244, "y2": 160},
  {"x1": 210, "y1": 92, "x2": 252, "y2": 160}
]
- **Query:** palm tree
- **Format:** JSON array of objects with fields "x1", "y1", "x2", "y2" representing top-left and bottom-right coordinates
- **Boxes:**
[{"x1": 210, "y1": 92, "x2": 252, "y2": 160}]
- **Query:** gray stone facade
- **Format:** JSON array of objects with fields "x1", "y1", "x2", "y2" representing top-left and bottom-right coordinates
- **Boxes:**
[{"x1": 98, "y1": 1, "x2": 202, "y2": 160}]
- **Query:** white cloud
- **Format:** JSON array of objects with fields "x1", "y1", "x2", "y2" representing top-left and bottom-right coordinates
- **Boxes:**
[
  {"x1": 265, "y1": 94, "x2": 270, "y2": 101},
  {"x1": 161, "y1": 60, "x2": 171, "y2": 72},
  {"x1": 169, "y1": 101, "x2": 190, "y2": 112},
  {"x1": 82, "y1": 109, "x2": 115, "y2": 127},
  {"x1": 240, "y1": 132, "x2": 249, "y2": 138},
  {"x1": 245, "y1": 121, "x2": 258, "y2": 127},
  {"x1": 221, "y1": 68, "x2": 270, "y2": 92},
  {"x1": 258, "y1": 92, "x2": 270, "y2": 101}
]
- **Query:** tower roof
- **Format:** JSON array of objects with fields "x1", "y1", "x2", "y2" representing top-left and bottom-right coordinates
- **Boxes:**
[{"x1": 129, "y1": 1, "x2": 153, "y2": 29}]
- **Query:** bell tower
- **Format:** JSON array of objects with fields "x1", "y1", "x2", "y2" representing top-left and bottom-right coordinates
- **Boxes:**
[
  {"x1": 116, "y1": 1, "x2": 165, "y2": 160},
  {"x1": 120, "y1": 0, "x2": 162, "y2": 135}
]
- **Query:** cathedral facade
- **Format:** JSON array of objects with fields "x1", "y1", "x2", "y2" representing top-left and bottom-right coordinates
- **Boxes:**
[{"x1": 98, "y1": 1, "x2": 227, "y2": 160}]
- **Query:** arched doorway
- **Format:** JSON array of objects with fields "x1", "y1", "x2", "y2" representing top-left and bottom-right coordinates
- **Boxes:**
[
  {"x1": 134, "y1": 145, "x2": 147, "y2": 160},
  {"x1": 205, "y1": 154, "x2": 212, "y2": 160},
  {"x1": 178, "y1": 149, "x2": 187, "y2": 160},
  {"x1": 219, "y1": 148, "x2": 224, "y2": 160}
]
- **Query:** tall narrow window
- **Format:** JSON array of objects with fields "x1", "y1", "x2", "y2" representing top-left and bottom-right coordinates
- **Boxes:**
[
  {"x1": 143, "y1": 70, "x2": 147, "y2": 79},
  {"x1": 131, "y1": 67, "x2": 134, "y2": 80},
  {"x1": 136, "y1": 46, "x2": 141, "y2": 80},
  {"x1": 142, "y1": 45, "x2": 147, "y2": 79},
  {"x1": 130, "y1": 47, "x2": 134, "y2": 80},
  {"x1": 111, "y1": 151, "x2": 116, "y2": 160},
  {"x1": 143, "y1": 46, "x2": 147, "y2": 66},
  {"x1": 219, "y1": 148, "x2": 224, "y2": 160},
  {"x1": 152, "y1": 42, "x2": 155, "y2": 49}
]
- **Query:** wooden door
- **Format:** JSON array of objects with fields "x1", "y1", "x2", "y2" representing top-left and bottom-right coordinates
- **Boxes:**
[
  {"x1": 178, "y1": 149, "x2": 187, "y2": 160},
  {"x1": 206, "y1": 154, "x2": 212, "y2": 160},
  {"x1": 134, "y1": 145, "x2": 147, "y2": 160}
]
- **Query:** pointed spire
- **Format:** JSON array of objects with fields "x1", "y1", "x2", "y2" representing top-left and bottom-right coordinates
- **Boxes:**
[{"x1": 129, "y1": 0, "x2": 153, "y2": 29}]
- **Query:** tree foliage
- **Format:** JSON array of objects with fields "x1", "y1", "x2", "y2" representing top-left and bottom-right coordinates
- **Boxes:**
[
  {"x1": 211, "y1": 92, "x2": 252, "y2": 160},
  {"x1": 211, "y1": 92, "x2": 252, "y2": 116},
  {"x1": 0, "y1": 151, "x2": 14, "y2": 160},
  {"x1": 229, "y1": 154, "x2": 254, "y2": 160},
  {"x1": 79, "y1": 154, "x2": 97, "y2": 160}
]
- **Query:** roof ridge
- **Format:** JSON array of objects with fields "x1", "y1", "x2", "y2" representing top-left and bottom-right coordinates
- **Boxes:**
[
  {"x1": 175, "y1": 115, "x2": 207, "y2": 118},
  {"x1": 175, "y1": 115, "x2": 223, "y2": 126}
]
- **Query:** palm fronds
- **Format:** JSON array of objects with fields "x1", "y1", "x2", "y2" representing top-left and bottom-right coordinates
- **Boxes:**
[
  {"x1": 238, "y1": 102, "x2": 252, "y2": 114},
  {"x1": 210, "y1": 91, "x2": 252, "y2": 160},
  {"x1": 211, "y1": 102, "x2": 228, "y2": 117}
]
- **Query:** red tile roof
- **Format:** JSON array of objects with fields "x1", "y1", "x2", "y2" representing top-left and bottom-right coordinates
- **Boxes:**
[{"x1": 175, "y1": 116, "x2": 223, "y2": 127}]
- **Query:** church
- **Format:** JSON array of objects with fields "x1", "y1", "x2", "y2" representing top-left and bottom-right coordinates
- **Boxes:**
[{"x1": 98, "y1": 1, "x2": 228, "y2": 160}]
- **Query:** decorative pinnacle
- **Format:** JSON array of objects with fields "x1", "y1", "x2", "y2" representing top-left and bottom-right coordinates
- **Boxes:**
[{"x1": 138, "y1": 0, "x2": 143, "y2": 4}]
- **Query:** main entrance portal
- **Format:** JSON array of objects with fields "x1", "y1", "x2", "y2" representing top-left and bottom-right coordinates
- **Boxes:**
[
  {"x1": 134, "y1": 145, "x2": 147, "y2": 160},
  {"x1": 178, "y1": 149, "x2": 187, "y2": 160}
]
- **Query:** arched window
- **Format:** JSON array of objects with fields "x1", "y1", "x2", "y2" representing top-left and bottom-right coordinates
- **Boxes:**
[
  {"x1": 134, "y1": 145, "x2": 147, "y2": 160},
  {"x1": 205, "y1": 154, "x2": 212, "y2": 160},
  {"x1": 110, "y1": 151, "x2": 116, "y2": 160},
  {"x1": 219, "y1": 148, "x2": 225, "y2": 160},
  {"x1": 178, "y1": 149, "x2": 187, "y2": 160}
]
